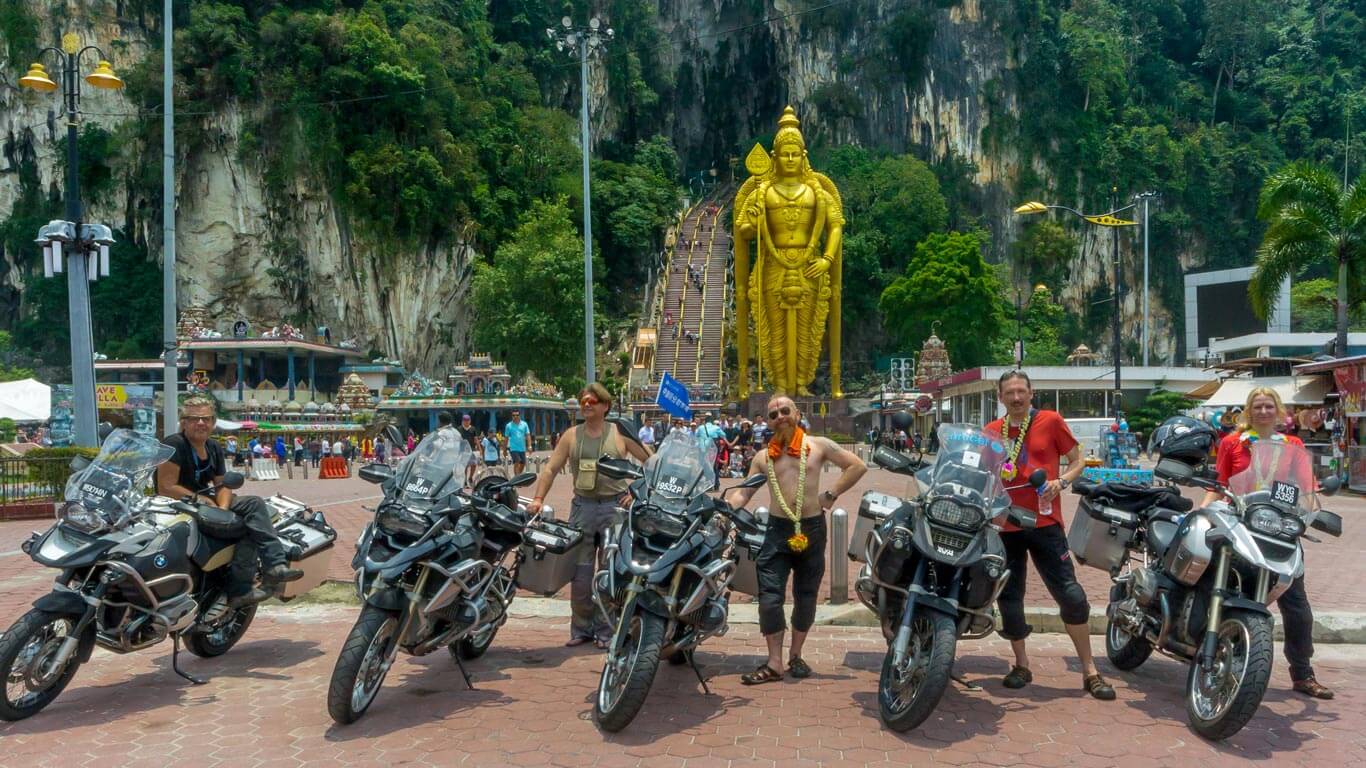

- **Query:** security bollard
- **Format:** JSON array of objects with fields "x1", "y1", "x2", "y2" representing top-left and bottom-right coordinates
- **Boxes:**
[{"x1": 829, "y1": 507, "x2": 848, "y2": 604}]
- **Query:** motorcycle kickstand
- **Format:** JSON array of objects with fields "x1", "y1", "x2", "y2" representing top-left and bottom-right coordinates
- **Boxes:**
[
  {"x1": 452, "y1": 652, "x2": 475, "y2": 690},
  {"x1": 171, "y1": 633, "x2": 206, "y2": 685},
  {"x1": 950, "y1": 672, "x2": 981, "y2": 692},
  {"x1": 686, "y1": 651, "x2": 712, "y2": 695}
]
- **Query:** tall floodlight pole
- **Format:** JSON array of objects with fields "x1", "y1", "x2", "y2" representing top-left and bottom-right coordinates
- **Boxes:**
[
  {"x1": 548, "y1": 16, "x2": 613, "y2": 383},
  {"x1": 162, "y1": 0, "x2": 179, "y2": 436},
  {"x1": 20, "y1": 35, "x2": 125, "y2": 447},
  {"x1": 1135, "y1": 191, "x2": 1159, "y2": 367}
]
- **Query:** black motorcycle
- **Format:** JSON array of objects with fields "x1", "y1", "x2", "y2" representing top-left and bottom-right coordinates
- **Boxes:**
[
  {"x1": 590, "y1": 432, "x2": 766, "y2": 732},
  {"x1": 1077, "y1": 438, "x2": 1344, "y2": 739},
  {"x1": 327, "y1": 426, "x2": 581, "y2": 724},
  {"x1": 856, "y1": 420, "x2": 1042, "y2": 732},
  {"x1": 1, "y1": 428, "x2": 335, "y2": 721}
]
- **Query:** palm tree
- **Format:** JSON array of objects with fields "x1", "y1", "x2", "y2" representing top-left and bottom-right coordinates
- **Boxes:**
[{"x1": 1251, "y1": 162, "x2": 1366, "y2": 356}]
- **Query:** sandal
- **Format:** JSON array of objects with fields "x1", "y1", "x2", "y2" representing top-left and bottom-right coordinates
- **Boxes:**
[
  {"x1": 564, "y1": 637, "x2": 593, "y2": 647},
  {"x1": 1084, "y1": 674, "x2": 1116, "y2": 701},
  {"x1": 1002, "y1": 666, "x2": 1033, "y2": 689},
  {"x1": 788, "y1": 657, "x2": 812, "y2": 679},
  {"x1": 741, "y1": 664, "x2": 784, "y2": 685}
]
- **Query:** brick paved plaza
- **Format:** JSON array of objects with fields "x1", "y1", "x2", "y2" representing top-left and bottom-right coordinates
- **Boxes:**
[{"x1": 1, "y1": 462, "x2": 1363, "y2": 766}]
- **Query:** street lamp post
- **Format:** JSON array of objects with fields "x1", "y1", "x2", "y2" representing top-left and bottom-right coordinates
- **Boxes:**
[
  {"x1": 20, "y1": 34, "x2": 125, "y2": 447},
  {"x1": 1134, "y1": 191, "x2": 1159, "y2": 366},
  {"x1": 548, "y1": 16, "x2": 613, "y2": 383},
  {"x1": 162, "y1": 0, "x2": 180, "y2": 436},
  {"x1": 1014, "y1": 197, "x2": 1138, "y2": 414}
]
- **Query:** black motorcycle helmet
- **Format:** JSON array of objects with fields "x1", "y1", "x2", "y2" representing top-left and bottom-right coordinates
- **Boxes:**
[{"x1": 1149, "y1": 415, "x2": 1218, "y2": 464}]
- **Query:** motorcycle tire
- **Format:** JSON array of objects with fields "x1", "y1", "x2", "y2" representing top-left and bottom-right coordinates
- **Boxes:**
[
  {"x1": 185, "y1": 605, "x2": 257, "y2": 658},
  {"x1": 1104, "y1": 585, "x2": 1153, "y2": 671},
  {"x1": 328, "y1": 605, "x2": 401, "y2": 725},
  {"x1": 453, "y1": 620, "x2": 501, "y2": 660},
  {"x1": 878, "y1": 610, "x2": 957, "y2": 733},
  {"x1": 593, "y1": 611, "x2": 666, "y2": 733},
  {"x1": 1185, "y1": 608, "x2": 1274, "y2": 741},
  {"x1": 0, "y1": 609, "x2": 84, "y2": 721}
]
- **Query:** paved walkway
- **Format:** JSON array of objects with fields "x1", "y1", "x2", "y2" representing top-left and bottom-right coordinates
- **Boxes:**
[{"x1": 0, "y1": 607, "x2": 1361, "y2": 767}]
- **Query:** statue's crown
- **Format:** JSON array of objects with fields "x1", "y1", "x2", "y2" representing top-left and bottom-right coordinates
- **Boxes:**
[{"x1": 774, "y1": 105, "x2": 804, "y2": 146}]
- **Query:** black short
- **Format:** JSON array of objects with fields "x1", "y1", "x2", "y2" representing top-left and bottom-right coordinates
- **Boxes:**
[{"x1": 996, "y1": 523, "x2": 1091, "y2": 640}]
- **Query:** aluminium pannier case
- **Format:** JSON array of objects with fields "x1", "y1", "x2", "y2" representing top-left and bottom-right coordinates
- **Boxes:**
[
  {"x1": 516, "y1": 518, "x2": 587, "y2": 596},
  {"x1": 1066, "y1": 500, "x2": 1137, "y2": 573},
  {"x1": 274, "y1": 503, "x2": 338, "y2": 598},
  {"x1": 850, "y1": 492, "x2": 902, "y2": 562},
  {"x1": 730, "y1": 527, "x2": 765, "y2": 596}
]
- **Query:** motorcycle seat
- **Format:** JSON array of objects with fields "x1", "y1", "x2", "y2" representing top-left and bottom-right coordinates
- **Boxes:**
[{"x1": 1074, "y1": 482, "x2": 1191, "y2": 513}]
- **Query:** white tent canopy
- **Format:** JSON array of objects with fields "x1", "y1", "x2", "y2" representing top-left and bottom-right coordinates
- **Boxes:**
[
  {"x1": 1200, "y1": 376, "x2": 1332, "y2": 408},
  {"x1": 0, "y1": 378, "x2": 51, "y2": 422}
]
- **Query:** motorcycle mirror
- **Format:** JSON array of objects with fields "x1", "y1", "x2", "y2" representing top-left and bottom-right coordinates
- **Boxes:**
[
  {"x1": 384, "y1": 424, "x2": 403, "y2": 447},
  {"x1": 1319, "y1": 475, "x2": 1342, "y2": 496},
  {"x1": 1310, "y1": 510, "x2": 1343, "y2": 538},
  {"x1": 609, "y1": 416, "x2": 646, "y2": 451},
  {"x1": 508, "y1": 472, "x2": 537, "y2": 488},
  {"x1": 221, "y1": 471, "x2": 246, "y2": 490},
  {"x1": 1155, "y1": 458, "x2": 1195, "y2": 481},
  {"x1": 1027, "y1": 469, "x2": 1047, "y2": 489},
  {"x1": 358, "y1": 463, "x2": 394, "y2": 484},
  {"x1": 1009, "y1": 506, "x2": 1039, "y2": 529},
  {"x1": 889, "y1": 411, "x2": 915, "y2": 432},
  {"x1": 738, "y1": 473, "x2": 766, "y2": 489},
  {"x1": 69, "y1": 454, "x2": 92, "y2": 473},
  {"x1": 97, "y1": 421, "x2": 114, "y2": 441},
  {"x1": 873, "y1": 446, "x2": 913, "y2": 474},
  {"x1": 596, "y1": 455, "x2": 641, "y2": 480}
]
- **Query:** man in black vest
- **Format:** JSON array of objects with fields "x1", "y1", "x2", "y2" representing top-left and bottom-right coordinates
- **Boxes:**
[{"x1": 156, "y1": 396, "x2": 301, "y2": 607}]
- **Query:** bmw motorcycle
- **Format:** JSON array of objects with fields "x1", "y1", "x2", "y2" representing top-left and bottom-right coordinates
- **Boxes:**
[
  {"x1": 856, "y1": 421, "x2": 1042, "y2": 732},
  {"x1": 1078, "y1": 440, "x2": 1344, "y2": 740},
  {"x1": 328, "y1": 426, "x2": 580, "y2": 724},
  {"x1": 590, "y1": 432, "x2": 766, "y2": 732},
  {"x1": 1, "y1": 428, "x2": 336, "y2": 721}
]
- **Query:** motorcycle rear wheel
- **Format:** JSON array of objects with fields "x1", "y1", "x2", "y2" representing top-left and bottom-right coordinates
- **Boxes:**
[
  {"x1": 593, "y1": 612, "x2": 665, "y2": 733},
  {"x1": 0, "y1": 609, "x2": 84, "y2": 721},
  {"x1": 1185, "y1": 608, "x2": 1273, "y2": 741},
  {"x1": 878, "y1": 610, "x2": 957, "y2": 733},
  {"x1": 453, "y1": 619, "x2": 500, "y2": 660},
  {"x1": 327, "y1": 605, "x2": 400, "y2": 725}
]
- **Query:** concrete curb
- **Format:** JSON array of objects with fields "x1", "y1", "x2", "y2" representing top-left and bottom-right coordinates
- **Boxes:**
[{"x1": 308, "y1": 581, "x2": 1366, "y2": 643}]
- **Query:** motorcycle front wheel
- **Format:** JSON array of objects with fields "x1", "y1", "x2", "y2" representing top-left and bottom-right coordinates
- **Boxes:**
[
  {"x1": 1185, "y1": 608, "x2": 1273, "y2": 740},
  {"x1": 452, "y1": 619, "x2": 501, "y2": 660},
  {"x1": 0, "y1": 609, "x2": 84, "y2": 721},
  {"x1": 327, "y1": 605, "x2": 400, "y2": 725},
  {"x1": 185, "y1": 604, "x2": 257, "y2": 658},
  {"x1": 878, "y1": 610, "x2": 957, "y2": 733},
  {"x1": 593, "y1": 611, "x2": 665, "y2": 733}
]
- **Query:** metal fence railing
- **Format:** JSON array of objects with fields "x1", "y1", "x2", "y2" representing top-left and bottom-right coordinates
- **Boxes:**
[{"x1": 0, "y1": 456, "x2": 69, "y2": 507}]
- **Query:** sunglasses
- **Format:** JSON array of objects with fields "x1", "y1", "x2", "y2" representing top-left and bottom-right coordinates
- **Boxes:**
[
  {"x1": 767, "y1": 406, "x2": 792, "y2": 419},
  {"x1": 580, "y1": 397, "x2": 600, "y2": 407},
  {"x1": 183, "y1": 415, "x2": 214, "y2": 424}
]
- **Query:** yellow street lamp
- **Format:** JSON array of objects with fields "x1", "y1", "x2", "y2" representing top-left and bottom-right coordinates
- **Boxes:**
[
  {"x1": 19, "y1": 63, "x2": 59, "y2": 92},
  {"x1": 84, "y1": 60, "x2": 125, "y2": 90}
]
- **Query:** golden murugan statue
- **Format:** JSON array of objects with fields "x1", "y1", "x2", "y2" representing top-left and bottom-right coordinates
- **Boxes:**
[{"x1": 733, "y1": 106, "x2": 844, "y2": 398}]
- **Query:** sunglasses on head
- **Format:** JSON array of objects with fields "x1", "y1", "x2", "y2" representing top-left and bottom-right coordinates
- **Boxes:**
[{"x1": 767, "y1": 406, "x2": 792, "y2": 419}]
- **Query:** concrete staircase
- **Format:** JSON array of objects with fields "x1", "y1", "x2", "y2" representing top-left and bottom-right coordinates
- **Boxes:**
[{"x1": 650, "y1": 192, "x2": 731, "y2": 403}]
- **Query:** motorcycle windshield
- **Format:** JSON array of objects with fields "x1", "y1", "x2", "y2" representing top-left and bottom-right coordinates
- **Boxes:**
[
  {"x1": 927, "y1": 423, "x2": 1009, "y2": 508},
  {"x1": 392, "y1": 426, "x2": 469, "y2": 502},
  {"x1": 1227, "y1": 439, "x2": 1317, "y2": 524},
  {"x1": 64, "y1": 429, "x2": 174, "y2": 515},
  {"x1": 642, "y1": 431, "x2": 716, "y2": 513}
]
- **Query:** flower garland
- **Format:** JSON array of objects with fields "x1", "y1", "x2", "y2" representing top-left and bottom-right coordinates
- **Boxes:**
[
  {"x1": 1000, "y1": 411, "x2": 1032, "y2": 482},
  {"x1": 765, "y1": 437, "x2": 810, "y2": 552}
]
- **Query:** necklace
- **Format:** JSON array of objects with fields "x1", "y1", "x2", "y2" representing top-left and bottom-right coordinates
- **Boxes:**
[
  {"x1": 765, "y1": 438, "x2": 810, "y2": 552},
  {"x1": 1001, "y1": 411, "x2": 1031, "y2": 481}
]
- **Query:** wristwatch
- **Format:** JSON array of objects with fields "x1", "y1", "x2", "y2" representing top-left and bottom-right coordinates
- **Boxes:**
[{"x1": 1058, "y1": 478, "x2": 1071, "y2": 490}]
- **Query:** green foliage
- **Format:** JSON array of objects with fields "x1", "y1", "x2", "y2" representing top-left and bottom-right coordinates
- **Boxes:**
[
  {"x1": 993, "y1": 286, "x2": 1071, "y2": 366},
  {"x1": 0, "y1": 418, "x2": 15, "y2": 442},
  {"x1": 471, "y1": 199, "x2": 593, "y2": 381},
  {"x1": 0, "y1": 2, "x2": 39, "y2": 74},
  {"x1": 1127, "y1": 387, "x2": 1197, "y2": 440},
  {"x1": 0, "y1": 331, "x2": 35, "y2": 382},
  {"x1": 1011, "y1": 219, "x2": 1077, "y2": 288},
  {"x1": 23, "y1": 447, "x2": 101, "y2": 496},
  {"x1": 585, "y1": 137, "x2": 682, "y2": 306},
  {"x1": 1291, "y1": 278, "x2": 1366, "y2": 331},
  {"x1": 880, "y1": 231, "x2": 1005, "y2": 369}
]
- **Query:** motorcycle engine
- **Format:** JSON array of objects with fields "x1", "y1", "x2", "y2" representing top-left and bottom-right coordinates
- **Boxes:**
[{"x1": 1132, "y1": 566, "x2": 1159, "y2": 608}]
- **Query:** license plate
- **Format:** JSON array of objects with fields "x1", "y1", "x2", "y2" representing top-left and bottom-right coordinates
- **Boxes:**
[{"x1": 1271, "y1": 481, "x2": 1299, "y2": 507}]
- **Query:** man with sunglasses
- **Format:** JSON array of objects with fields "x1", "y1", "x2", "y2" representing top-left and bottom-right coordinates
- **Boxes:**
[
  {"x1": 156, "y1": 396, "x2": 302, "y2": 608},
  {"x1": 725, "y1": 396, "x2": 866, "y2": 684},
  {"x1": 528, "y1": 383, "x2": 652, "y2": 648}
]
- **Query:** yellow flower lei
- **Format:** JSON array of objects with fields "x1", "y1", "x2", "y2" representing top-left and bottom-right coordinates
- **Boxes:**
[
  {"x1": 766, "y1": 438, "x2": 810, "y2": 552},
  {"x1": 1001, "y1": 410, "x2": 1032, "y2": 481}
]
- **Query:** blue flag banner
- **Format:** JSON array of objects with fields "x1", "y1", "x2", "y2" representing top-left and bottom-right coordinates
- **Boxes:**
[{"x1": 656, "y1": 373, "x2": 692, "y2": 420}]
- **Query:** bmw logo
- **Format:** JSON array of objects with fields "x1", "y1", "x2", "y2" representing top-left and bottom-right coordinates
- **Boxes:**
[{"x1": 153, "y1": 554, "x2": 167, "y2": 569}]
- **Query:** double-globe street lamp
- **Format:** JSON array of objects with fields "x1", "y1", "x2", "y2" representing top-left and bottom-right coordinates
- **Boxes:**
[
  {"x1": 548, "y1": 16, "x2": 613, "y2": 383},
  {"x1": 20, "y1": 34, "x2": 125, "y2": 447},
  {"x1": 1014, "y1": 195, "x2": 1139, "y2": 414}
]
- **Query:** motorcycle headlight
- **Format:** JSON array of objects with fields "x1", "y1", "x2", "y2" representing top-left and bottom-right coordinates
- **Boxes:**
[
  {"x1": 376, "y1": 504, "x2": 430, "y2": 538},
  {"x1": 1278, "y1": 515, "x2": 1306, "y2": 539},
  {"x1": 926, "y1": 498, "x2": 984, "y2": 530},
  {"x1": 59, "y1": 501, "x2": 108, "y2": 533},
  {"x1": 1247, "y1": 506, "x2": 1282, "y2": 536},
  {"x1": 633, "y1": 506, "x2": 687, "y2": 539}
]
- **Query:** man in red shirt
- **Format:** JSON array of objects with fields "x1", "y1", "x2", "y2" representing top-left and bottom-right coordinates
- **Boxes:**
[{"x1": 986, "y1": 370, "x2": 1115, "y2": 699}]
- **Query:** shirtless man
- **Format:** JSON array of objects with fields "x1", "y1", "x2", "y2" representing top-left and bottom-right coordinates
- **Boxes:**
[{"x1": 725, "y1": 395, "x2": 867, "y2": 683}]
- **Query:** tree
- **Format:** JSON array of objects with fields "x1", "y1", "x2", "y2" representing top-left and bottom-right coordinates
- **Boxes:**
[
  {"x1": 1291, "y1": 278, "x2": 1366, "y2": 332},
  {"x1": 994, "y1": 285, "x2": 1070, "y2": 366},
  {"x1": 1127, "y1": 387, "x2": 1196, "y2": 440},
  {"x1": 879, "y1": 231, "x2": 1005, "y2": 369},
  {"x1": 471, "y1": 199, "x2": 596, "y2": 381},
  {"x1": 1011, "y1": 219, "x2": 1078, "y2": 288},
  {"x1": 1252, "y1": 162, "x2": 1366, "y2": 356},
  {"x1": 0, "y1": 331, "x2": 35, "y2": 382}
]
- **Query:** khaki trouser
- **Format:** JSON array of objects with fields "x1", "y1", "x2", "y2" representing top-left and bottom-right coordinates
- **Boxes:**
[{"x1": 568, "y1": 495, "x2": 622, "y2": 642}]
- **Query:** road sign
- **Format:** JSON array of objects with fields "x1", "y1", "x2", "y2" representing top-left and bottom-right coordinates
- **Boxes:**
[
  {"x1": 914, "y1": 395, "x2": 933, "y2": 413},
  {"x1": 656, "y1": 372, "x2": 692, "y2": 420}
]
